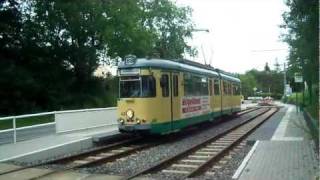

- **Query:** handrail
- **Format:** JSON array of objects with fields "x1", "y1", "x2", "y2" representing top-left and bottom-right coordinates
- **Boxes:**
[
  {"x1": 0, "y1": 111, "x2": 55, "y2": 121},
  {"x1": 0, "y1": 107, "x2": 116, "y2": 121},
  {"x1": 0, "y1": 107, "x2": 117, "y2": 143}
]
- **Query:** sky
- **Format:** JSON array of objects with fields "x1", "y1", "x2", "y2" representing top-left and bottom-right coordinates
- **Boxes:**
[{"x1": 175, "y1": 0, "x2": 289, "y2": 74}]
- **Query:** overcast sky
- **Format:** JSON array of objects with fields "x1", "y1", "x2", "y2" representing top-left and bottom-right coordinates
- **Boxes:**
[{"x1": 176, "y1": 0, "x2": 289, "y2": 74}]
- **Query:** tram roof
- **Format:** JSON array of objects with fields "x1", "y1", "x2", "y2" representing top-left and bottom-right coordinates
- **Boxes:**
[{"x1": 118, "y1": 58, "x2": 240, "y2": 83}]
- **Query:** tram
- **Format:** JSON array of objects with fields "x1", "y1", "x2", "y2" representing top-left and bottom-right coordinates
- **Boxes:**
[{"x1": 117, "y1": 56, "x2": 241, "y2": 134}]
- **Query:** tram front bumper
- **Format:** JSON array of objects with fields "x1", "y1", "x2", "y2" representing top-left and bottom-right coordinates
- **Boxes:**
[{"x1": 118, "y1": 124, "x2": 151, "y2": 132}]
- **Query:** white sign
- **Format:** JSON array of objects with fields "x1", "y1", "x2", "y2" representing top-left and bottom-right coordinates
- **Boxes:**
[
  {"x1": 294, "y1": 73, "x2": 303, "y2": 83},
  {"x1": 294, "y1": 76, "x2": 303, "y2": 83},
  {"x1": 120, "y1": 68, "x2": 140, "y2": 75},
  {"x1": 181, "y1": 96, "x2": 211, "y2": 118}
]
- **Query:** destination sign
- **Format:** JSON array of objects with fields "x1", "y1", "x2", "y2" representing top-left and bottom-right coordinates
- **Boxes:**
[{"x1": 120, "y1": 68, "x2": 140, "y2": 75}]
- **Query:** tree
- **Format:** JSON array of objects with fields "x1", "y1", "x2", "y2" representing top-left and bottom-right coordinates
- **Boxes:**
[
  {"x1": 281, "y1": 0, "x2": 318, "y2": 107},
  {"x1": 240, "y1": 73, "x2": 257, "y2": 98},
  {"x1": 142, "y1": 0, "x2": 195, "y2": 59},
  {"x1": 264, "y1": 62, "x2": 270, "y2": 72},
  {"x1": 240, "y1": 69, "x2": 284, "y2": 99},
  {"x1": 0, "y1": 0, "x2": 196, "y2": 115},
  {"x1": 274, "y1": 58, "x2": 281, "y2": 73}
]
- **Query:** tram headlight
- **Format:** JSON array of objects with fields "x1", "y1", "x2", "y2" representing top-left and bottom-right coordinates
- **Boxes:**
[
  {"x1": 126, "y1": 109, "x2": 134, "y2": 119},
  {"x1": 119, "y1": 119, "x2": 124, "y2": 124}
]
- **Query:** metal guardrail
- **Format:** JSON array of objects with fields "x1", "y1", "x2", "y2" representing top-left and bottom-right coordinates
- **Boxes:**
[{"x1": 0, "y1": 107, "x2": 116, "y2": 144}]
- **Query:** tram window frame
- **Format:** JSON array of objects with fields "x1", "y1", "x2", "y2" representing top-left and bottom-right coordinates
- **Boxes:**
[
  {"x1": 214, "y1": 79, "x2": 220, "y2": 95},
  {"x1": 183, "y1": 73, "x2": 192, "y2": 96},
  {"x1": 141, "y1": 76, "x2": 156, "y2": 97},
  {"x1": 160, "y1": 74, "x2": 169, "y2": 97},
  {"x1": 173, "y1": 75, "x2": 179, "y2": 97}
]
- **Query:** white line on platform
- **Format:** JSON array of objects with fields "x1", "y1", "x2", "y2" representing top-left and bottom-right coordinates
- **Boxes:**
[{"x1": 232, "y1": 141, "x2": 260, "y2": 179}]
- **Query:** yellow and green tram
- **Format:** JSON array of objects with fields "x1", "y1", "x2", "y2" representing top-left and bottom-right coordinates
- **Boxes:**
[{"x1": 117, "y1": 57, "x2": 241, "y2": 134}]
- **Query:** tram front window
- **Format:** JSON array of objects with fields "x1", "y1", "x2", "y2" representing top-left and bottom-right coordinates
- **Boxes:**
[{"x1": 120, "y1": 76, "x2": 156, "y2": 98}]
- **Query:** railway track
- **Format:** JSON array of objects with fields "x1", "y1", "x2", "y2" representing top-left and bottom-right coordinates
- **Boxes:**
[
  {"x1": 0, "y1": 137, "x2": 149, "y2": 174},
  {"x1": 0, "y1": 107, "x2": 264, "y2": 179},
  {"x1": 125, "y1": 107, "x2": 278, "y2": 179}
]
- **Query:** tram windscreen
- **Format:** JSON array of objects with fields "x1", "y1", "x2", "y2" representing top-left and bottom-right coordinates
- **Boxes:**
[{"x1": 120, "y1": 76, "x2": 156, "y2": 98}]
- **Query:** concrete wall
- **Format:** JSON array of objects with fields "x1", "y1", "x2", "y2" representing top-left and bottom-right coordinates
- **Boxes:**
[{"x1": 55, "y1": 107, "x2": 117, "y2": 133}]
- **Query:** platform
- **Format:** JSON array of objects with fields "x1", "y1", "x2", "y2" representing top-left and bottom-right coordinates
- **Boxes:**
[
  {"x1": 0, "y1": 125, "x2": 119, "y2": 163},
  {"x1": 234, "y1": 104, "x2": 319, "y2": 180}
]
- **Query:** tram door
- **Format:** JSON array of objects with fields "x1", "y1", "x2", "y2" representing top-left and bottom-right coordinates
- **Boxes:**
[
  {"x1": 160, "y1": 72, "x2": 180, "y2": 132},
  {"x1": 171, "y1": 73, "x2": 180, "y2": 125}
]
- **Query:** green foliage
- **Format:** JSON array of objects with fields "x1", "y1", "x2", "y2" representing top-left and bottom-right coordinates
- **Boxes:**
[
  {"x1": 0, "y1": 0, "x2": 195, "y2": 115},
  {"x1": 281, "y1": 0, "x2": 319, "y2": 109},
  {"x1": 240, "y1": 68, "x2": 284, "y2": 99},
  {"x1": 0, "y1": 115, "x2": 54, "y2": 130},
  {"x1": 284, "y1": 91, "x2": 319, "y2": 120}
]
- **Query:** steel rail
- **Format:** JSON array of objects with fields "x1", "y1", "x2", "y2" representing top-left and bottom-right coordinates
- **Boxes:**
[
  {"x1": 236, "y1": 107, "x2": 259, "y2": 116},
  {"x1": 0, "y1": 107, "x2": 261, "y2": 179},
  {"x1": 124, "y1": 107, "x2": 271, "y2": 180},
  {"x1": 186, "y1": 108, "x2": 278, "y2": 178},
  {"x1": 0, "y1": 137, "x2": 140, "y2": 176},
  {"x1": 29, "y1": 142, "x2": 159, "y2": 180}
]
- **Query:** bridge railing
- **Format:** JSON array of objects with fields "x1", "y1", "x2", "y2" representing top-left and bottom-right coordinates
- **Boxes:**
[{"x1": 0, "y1": 107, "x2": 117, "y2": 144}]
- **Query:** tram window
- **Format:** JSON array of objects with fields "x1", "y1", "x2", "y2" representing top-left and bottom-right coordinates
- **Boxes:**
[
  {"x1": 173, "y1": 75, "x2": 178, "y2": 96},
  {"x1": 214, "y1": 79, "x2": 220, "y2": 95},
  {"x1": 183, "y1": 73, "x2": 193, "y2": 96},
  {"x1": 234, "y1": 84, "x2": 240, "y2": 95},
  {"x1": 161, "y1": 74, "x2": 169, "y2": 97},
  {"x1": 141, "y1": 76, "x2": 156, "y2": 97},
  {"x1": 223, "y1": 81, "x2": 228, "y2": 95},
  {"x1": 200, "y1": 77, "x2": 208, "y2": 95},
  {"x1": 120, "y1": 75, "x2": 156, "y2": 98}
]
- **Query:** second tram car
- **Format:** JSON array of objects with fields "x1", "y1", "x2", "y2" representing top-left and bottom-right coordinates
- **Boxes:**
[{"x1": 117, "y1": 57, "x2": 241, "y2": 134}]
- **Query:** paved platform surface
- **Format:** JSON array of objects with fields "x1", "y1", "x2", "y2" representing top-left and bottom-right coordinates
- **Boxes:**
[
  {"x1": 0, "y1": 125, "x2": 119, "y2": 163},
  {"x1": 236, "y1": 104, "x2": 319, "y2": 180},
  {"x1": 247, "y1": 106, "x2": 287, "y2": 142}
]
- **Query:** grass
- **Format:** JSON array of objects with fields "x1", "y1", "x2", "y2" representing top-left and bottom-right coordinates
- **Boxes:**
[
  {"x1": 285, "y1": 92, "x2": 318, "y2": 120},
  {"x1": 284, "y1": 91, "x2": 319, "y2": 145},
  {"x1": 0, "y1": 115, "x2": 54, "y2": 130}
]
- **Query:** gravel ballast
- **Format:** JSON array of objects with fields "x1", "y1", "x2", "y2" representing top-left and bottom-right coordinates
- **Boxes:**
[{"x1": 79, "y1": 108, "x2": 267, "y2": 177}]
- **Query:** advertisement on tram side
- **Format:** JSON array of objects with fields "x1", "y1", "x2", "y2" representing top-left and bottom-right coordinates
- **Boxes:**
[{"x1": 181, "y1": 96, "x2": 211, "y2": 118}]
